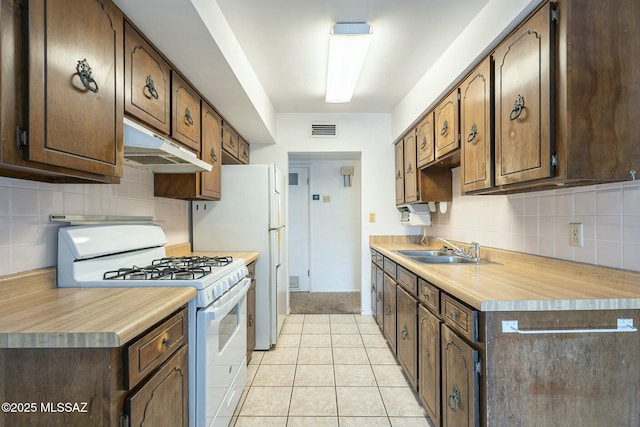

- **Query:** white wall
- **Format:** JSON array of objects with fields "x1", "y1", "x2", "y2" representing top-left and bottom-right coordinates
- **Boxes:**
[
  {"x1": 428, "y1": 168, "x2": 640, "y2": 272},
  {"x1": 0, "y1": 166, "x2": 189, "y2": 276},
  {"x1": 251, "y1": 113, "x2": 417, "y2": 313}
]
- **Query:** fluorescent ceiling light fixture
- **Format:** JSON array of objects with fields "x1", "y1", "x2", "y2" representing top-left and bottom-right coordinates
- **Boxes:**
[{"x1": 325, "y1": 22, "x2": 372, "y2": 103}]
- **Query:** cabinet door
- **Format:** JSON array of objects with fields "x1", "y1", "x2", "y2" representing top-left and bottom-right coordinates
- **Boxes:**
[
  {"x1": 494, "y1": 2, "x2": 555, "y2": 186},
  {"x1": 200, "y1": 102, "x2": 222, "y2": 199},
  {"x1": 124, "y1": 21, "x2": 171, "y2": 135},
  {"x1": 383, "y1": 273, "x2": 397, "y2": 354},
  {"x1": 24, "y1": 0, "x2": 123, "y2": 177},
  {"x1": 435, "y1": 89, "x2": 460, "y2": 159},
  {"x1": 396, "y1": 286, "x2": 418, "y2": 388},
  {"x1": 371, "y1": 262, "x2": 378, "y2": 319},
  {"x1": 375, "y1": 266, "x2": 384, "y2": 328},
  {"x1": 126, "y1": 345, "x2": 188, "y2": 427},
  {"x1": 441, "y1": 325, "x2": 479, "y2": 427},
  {"x1": 417, "y1": 112, "x2": 435, "y2": 167},
  {"x1": 403, "y1": 131, "x2": 419, "y2": 203},
  {"x1": 394, "y1": 141, "x2": 404, "y2": 205},
  {"x1": 461, "y1": 57, "x2": 493, "y2": 193},
  {"x1": 222, "y1": 122, "x2": 239, "y2": 158},
  {"x1": 238, "y1": 137, "x2": 250, "y2": 164},
  {"x1": 419, "y1": 304, "x2": 441, "y2": 427},
  {"x1": 172, "y1": 72, "x2": 201, "y2": 151}
]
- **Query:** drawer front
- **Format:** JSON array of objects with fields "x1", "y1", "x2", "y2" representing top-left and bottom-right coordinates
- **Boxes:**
[
  {"x1": 441, "y1": 294, "x2": 477, "y2": 343},
  {"x1": 238, "y1": 137, "x2": 250, "y2": 164},
  {"x1": 383, "y1": 257, "x2": 397, "y2": 278},
  {"x1": 125, "y1": 307, "x2": 187, "y2": 389},
  {"x1": 418, "y1": 278, "x2": 440, "y2": 314},
  {"x1": 396, "y1": 266, "x2": 417, "y2": 295},
  {"x1": 222, "y1": 122, "x2": 239, "y2": 157}
]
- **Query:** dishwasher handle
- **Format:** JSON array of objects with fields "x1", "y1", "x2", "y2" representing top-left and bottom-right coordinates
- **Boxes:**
[{"x1": 501, "y1": 318, "x2": 637, "y2": 335}]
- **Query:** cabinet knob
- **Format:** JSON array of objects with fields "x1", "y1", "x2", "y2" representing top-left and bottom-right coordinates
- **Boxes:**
[
  {"x1": 161, "y1": 337, "x2": 171, "y2": 348},
  {"x1": 447, "y1": 384, "x2": 461, "y2": 413},
  {"x1": 422, "y1": 293, "x2": 429, "y2": 300},
  {"x1": 466, "y1": 123, "x2": 478, "y2": 142},
  {"x1": 509, "y1": 94, "x2": 525, "y2": 121},
  {"x1": 401, "y1": 325, "x2": 408, "y2": 340},
  {"x1": 185, "y1": 107, "x2": 194, "y2": 126},
  {"x1": 440, "y1": 120, "x2": 448, "y2": 136},
  {"x1": 145, "y1": 75, "x2": 159, "y2": 99},
  {"x1": 449, "y1": 311, "x2": 457, "y2": 320},
  {"x1": 76, "y1": 59, "x2": 99, "y2": 93},
  {"x1": 386, "y1": 306, "x2": 391, "y2": 315},
  {"x1": 420, "y1": 136, "x2": 427, "y2": 150}
]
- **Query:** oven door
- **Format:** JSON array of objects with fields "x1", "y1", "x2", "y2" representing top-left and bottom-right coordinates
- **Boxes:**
[{"x1": 196, "y1": 277, "x2": 250, "y2": 427}]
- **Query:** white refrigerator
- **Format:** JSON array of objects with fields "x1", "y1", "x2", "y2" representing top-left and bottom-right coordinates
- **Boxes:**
[{"x1": 192, "y1": 164, "x2": 286, "y2": 350}]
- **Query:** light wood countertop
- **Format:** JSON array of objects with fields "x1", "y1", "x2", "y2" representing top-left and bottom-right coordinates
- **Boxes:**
[
  {"x1": 371, "y1": 238, "x2": 640, "y2": 312},
  {"x1": 165, "y1": 242, "x2": 260, "y2": 264}
]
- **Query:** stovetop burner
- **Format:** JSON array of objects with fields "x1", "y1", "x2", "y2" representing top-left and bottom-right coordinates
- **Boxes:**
[{"x1": 103, "y1": 256, "x2": 234, "y2": 281}]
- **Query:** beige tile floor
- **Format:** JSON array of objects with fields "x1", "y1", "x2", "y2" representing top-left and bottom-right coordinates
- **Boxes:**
[{"x1": 232, "y1": 314, "x2": 434, "y2": 427}]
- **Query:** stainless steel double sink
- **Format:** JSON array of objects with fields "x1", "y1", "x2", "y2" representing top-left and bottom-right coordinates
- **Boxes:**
[{"x1": 393, "y1": 249, "x2": 480, "y2": 264}]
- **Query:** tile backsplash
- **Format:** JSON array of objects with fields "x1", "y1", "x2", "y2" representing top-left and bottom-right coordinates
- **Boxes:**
[
  {"x1": 428, "y1": 168, "x2": 640, "y2": 272},
  {"x1": 0, "y1": 166, "x2": 188, "y2": 276}
]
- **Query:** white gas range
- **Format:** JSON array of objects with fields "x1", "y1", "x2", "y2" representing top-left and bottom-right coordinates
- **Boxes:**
[{"x1": 56, "y1": 223, "x2": 249, "y2": 427}]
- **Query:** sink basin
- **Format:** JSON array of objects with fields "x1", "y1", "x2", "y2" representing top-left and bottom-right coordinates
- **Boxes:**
[
  {"x1": 394, "y1": 249, "x2": 451, "y2": 257},
  {"x1": 412, "y1": 255, "x2": 478, "y2": 264}
]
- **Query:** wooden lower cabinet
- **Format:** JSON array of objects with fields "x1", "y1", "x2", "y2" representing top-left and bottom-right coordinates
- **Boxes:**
[
  {"x1": 419, "y1": 304, "x2": 441, "y2": 427},
  {"x1": 383, "y1": 273, "x2": 397, "y2": 354},
  {"x1": 0, "y1": 308, "x2": 189, "y2": 427},
  {"x1": 246, "y1": 262, "x2": 256, "y2": 362},
  {"x1": 396, "y1": 285, "x2": 418, "y2": 388},
  {"x1": 375, "y1": 266, "x2": 384, "y2": 328},
  {"x1": 441, "y1": 324, "x2": 480, "y2": 427}
]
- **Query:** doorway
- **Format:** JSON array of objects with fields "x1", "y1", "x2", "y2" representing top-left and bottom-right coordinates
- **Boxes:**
[{"x1": 288, "y1": 165, "x2": 310, "y2": 292}]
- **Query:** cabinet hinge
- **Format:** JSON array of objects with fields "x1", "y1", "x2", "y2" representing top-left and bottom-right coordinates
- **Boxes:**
[
  {"x1": 551, "y1": 5, "x2": 559, "y2": 23},
  {"x1": 475, "y1": 360, "x2": 482, "y2": 375},
  {"x1": 16, "y1": 126, "x2": 27, "y2": 149},
  {"x1": 551, "y1": 154, "x2": 558, "y2": 167},
  {"x1": 120, "y1": 414, "x2": 130, "y2": 427}
]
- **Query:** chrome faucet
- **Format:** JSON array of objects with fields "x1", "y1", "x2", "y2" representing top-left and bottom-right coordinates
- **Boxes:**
[{"x1": 435, "y1": 237, "x2": 481, "y2": 262}]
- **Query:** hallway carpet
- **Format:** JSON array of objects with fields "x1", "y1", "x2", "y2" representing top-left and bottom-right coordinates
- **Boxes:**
[{"x1": 290, "y1": 292, "x2": 361, "y2": 314}]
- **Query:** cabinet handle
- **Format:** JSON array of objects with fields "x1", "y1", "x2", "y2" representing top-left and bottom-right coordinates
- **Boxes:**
[
  {"x1": 449, "y1": 311, "x2": 457, "y2": 320},
  {"x1": 401, "y1": 325, "x2": 408, "y2": 340},
  {"x1": 501, "y1": 318, "x2": 637, "y2": 335},
  {"x1": 161, "y1": 337, "x2": 171, "y2": 348},
  {"x1": 248, "y1": 314, "x2": 254, "y2": 327},
  {"x1": 76, "y1": 59, "x2": 99, "y2": 93},
  {"x1": 377, "y1": 293, "x2": 382, "y2": 302},
  {"x1": 210, "y1": 147, "x2": 218, "y2": 163},
  {"x1": 145, "y1": 75, "x2": 159, "y2": 99},
  {"x1": 447, "y1": 384, "x2": 461, "y2": 413},
  {"x1": 229, "y1": 136, "x2": 236, "y2": 148},
  {"x1": 406, "y1": 163, "x2": 413, "y2": 175},
  {"x1": 422, "y1": 292, "x2": 429, "y2": 300},
  {"x1": 509, "y1": 94, "x2": 525, "y2": 121},
  {"x1": 185, "y1": 107, "x2": 194, "y2": 126},
  {"x1": 420, "y1": 136, "x2": 427, "y2": 150},
  {"x1": 466, "y1": 123, "x2": 478, "y2": 142},
  {"x1": 440, "y1": 120, "x2": 448, "y2": 136},
  {"x1": 386, "y1": 305, "x2": 391, "y2": 315},
  {"x1": 396, "y1": 170, "x2": 402, "y2": 180}
]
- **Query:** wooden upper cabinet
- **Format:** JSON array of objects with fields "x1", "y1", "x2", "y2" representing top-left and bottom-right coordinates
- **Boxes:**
[
  {"x1": 434, "y1": 89, "x2": 460, "y2": 160},
  {"x1": 394, "y1": 141, "x2": 405, "y2": 205},
  {"x1": 222, "y1": 122, "x2": 239, "y2": 158},
  {"x1": 238, "y1": 137, "x2": 250, "y2": 164},
  {"x1": 403, "y1": 130, "x2": 419, "y2": 203},
  {"x1": 23, "y1": 0, "x2": 123, "y2": 178},
  {"x1": 124, "y1": 21, "x2": 171, "y2": 135},
  {"x1": 200, "y1": 102, "x2": 222, "y2": 199},
  {"x1": 417, "y1": 112, "x2": 435, "y2": 168},
  {"x1": 460, "y1": 57, "x2": 493, "y2": 193},
  {"x1": 494, "y1": 2, "x2": 554, "y2": 186},
  {"x1": 171, "y1": 72, "x2": 201, "y2": 151}
]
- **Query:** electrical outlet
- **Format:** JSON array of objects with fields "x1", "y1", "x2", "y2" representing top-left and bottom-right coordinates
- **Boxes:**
[
  {"x1": 569, "y1": 223, "x2": 584, "y2": 247},
  {"x1": 322, "y1": 195, "x2": 331, "y2": 203},
  {"x1": 369, "y1": 212, "x2": 376, "y2": 223}
]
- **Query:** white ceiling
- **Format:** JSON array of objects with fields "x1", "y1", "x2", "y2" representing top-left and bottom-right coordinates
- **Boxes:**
[{"x1": 115, "y1": 0, "x2": 490, "y2": 144}]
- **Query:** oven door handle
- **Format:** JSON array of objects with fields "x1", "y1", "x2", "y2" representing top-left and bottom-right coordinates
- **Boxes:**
[{"x1": 201, "y1": 278, "x2": 251, "y2": 320}]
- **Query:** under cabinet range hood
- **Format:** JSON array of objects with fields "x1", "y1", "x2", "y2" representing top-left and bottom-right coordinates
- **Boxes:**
[{"x1": 123, "y1": 118, "x2": 212, "y2": 173}]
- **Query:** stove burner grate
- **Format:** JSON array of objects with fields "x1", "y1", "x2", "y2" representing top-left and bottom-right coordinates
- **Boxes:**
[{"x1": 103, "y1": 255, "x2": 234, "y2": 281}]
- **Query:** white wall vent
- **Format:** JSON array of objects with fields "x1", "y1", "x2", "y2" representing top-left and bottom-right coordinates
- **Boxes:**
[
  {"x1": 289, "y1": 276, "x2": 300, "y2": 290},
  {"x1": 311, "y1": 123, "x2": 337, "y2": 137}
]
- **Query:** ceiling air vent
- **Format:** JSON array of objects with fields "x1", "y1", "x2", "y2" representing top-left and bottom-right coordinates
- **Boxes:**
[{"x1": 311, "y1": 123, "x2": 337, "y2": 137}]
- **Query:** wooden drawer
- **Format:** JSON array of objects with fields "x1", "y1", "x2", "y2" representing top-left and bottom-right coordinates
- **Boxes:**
[
  {"x1": 383, "y1": 257, "x2": 397, "y2": 278},
  {"x1": 418, "y1": 278, "x2": 440, "y2": 314},
  {"x1": 124, "y1": 308, "x2": 187, "y2": 389},
  {"x1": 441, "y1": 294, "x2": 478, "y2": 343},
  {"x1": 396, "y1": 266, "x2": 417, "y2": 295},
  {"x1": 238, "y1": 137, "x2": 250, "y2": 164}
]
